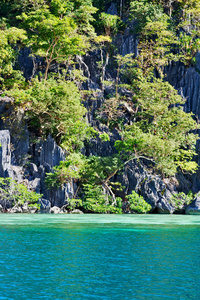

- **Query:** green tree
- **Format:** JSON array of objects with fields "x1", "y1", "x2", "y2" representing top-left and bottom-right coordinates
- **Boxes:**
[
  {"x1": 82, "y1": 183, "x2": 122, "y2": 213},
  {"x1": 0, "y1": 177, "x2": 42, "y2": 209},
  {"x1": 130, "y1": 0, "x2": 178, "y2": 76},
  {"x1": 0, "y1": 24, "x2": 26, "y2": 88},
  {"x1": 115, "y1": 77, "x2": 199, "y2": 176},
  {"x1": 19, "y1": 5, "x2": 86, "y2": 80},
  {"x1": 9, "y1": 77, "x2": 91, "y2": 152}
]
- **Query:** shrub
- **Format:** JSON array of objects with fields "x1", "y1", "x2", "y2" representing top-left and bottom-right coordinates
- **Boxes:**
[
  {"x1": 82, "y1": 184, "x2": 122, "y2": 213},
  {"x1": 126, "y1": 191, "x2": 152, "y2": 213},
  {"x1": 0, "y1": 177, "x2": 42, "y2": 209},
  {"x1": 169, "y1": 191, "x2": 194, "y2": 210}
]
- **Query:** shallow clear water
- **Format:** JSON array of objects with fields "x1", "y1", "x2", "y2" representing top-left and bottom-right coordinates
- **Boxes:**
[{"x1": 0, "y1": 214, "x2": 200, "y2": 300}]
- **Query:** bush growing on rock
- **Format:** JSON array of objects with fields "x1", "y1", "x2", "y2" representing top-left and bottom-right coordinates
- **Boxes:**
[
  {"x1": 9, "y1": 78, "x2": 93, "y2": 152},
  {"x1": 0, "y1": 177, "x2": 42, "y2": 210},
  {"x1": 169, "y1": 191, "x2": 194, "y2": 211},
  {"x1": 126, "y1": 191, "x2": 152, "y2": 213}
]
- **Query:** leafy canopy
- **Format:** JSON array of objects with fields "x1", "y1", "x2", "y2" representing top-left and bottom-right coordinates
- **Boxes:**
[
  {"x1": 9, "y1": 77, "x2": 91, "y2": 152},
  {"x1": 115, "y1": 76, "x2": 199, "y2": 176},
  {"x1": 0, "y1": 24, "x2": 26, "y2": 88}
]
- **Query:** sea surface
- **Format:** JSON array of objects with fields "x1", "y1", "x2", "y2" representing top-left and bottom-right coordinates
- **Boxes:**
[{"x1": 0, "y1": 214, "x2": 200, "y2": 300}]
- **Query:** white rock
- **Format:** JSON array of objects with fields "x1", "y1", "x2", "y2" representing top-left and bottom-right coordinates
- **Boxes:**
[{"x1": 50, "y1": 206, "x2": 61, "y2": 214}]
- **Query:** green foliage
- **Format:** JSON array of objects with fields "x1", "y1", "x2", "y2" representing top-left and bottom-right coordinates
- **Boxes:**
[
  {"x1": 45, "y1": 154, "x2": 124, "y2": 212},
  {"x1": 0, "y1": 25, "x2": 26, "y2": 88},
  {"x1": 130, "y1": 1, "x2": 178, "y2": 76},
  {"x1": 130, "y1": 0, "x2": 163, "y2": 30},
  {"x1": 100, "y1": 13, "x2": 119, "y2": 36},
  {"x1": 9, "y1": 78, "x2": 91, "y2": 152},
  {"x1": 0, "y1": 177, "x2": 42, "y2": 209},
  {"x1": 126, "y1": 191, "x2": 152, "y2": 213},
  {"x1": 82, "y1": 183, "x2": 122, "y2": 213},
  {"x1": 45, "y1": 153, "x2": 86, "y2": 187},
  {"x1": 81, "y1": 155, "x2": 123, "y2": 185},
  {"x1": 18, "y1": 6, "x2": 86, "y2": 79},
  {"x1": 66, "y1": 198, "x2": 83, "y2": 211},
  {"x1": 169, "y1": 191, "x2": 194, "y2": 210},
  {"x1": 99, "y1": 132, "x2": 110, "y2": 142},
  {"x1": 176, "y1": 0, "x2": 200, "y2": 65},
  {"x1": 115, "y1": 76, "x2": 199, "y2": 176}
]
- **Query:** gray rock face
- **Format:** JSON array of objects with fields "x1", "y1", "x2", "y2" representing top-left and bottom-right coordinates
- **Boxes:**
[
  {"x1": 18, "y1": 48, "x2": 44, "y2": 80},
  {"x1": 0, "y1": 130, "x2": 11, "y2": 177},
  {"x1": 166, "y1": 61, "x2": 200, "y2": 119},
  {"x1": 186, "y1": 196, "x2": 200, "y2": 214},
  {"x1": 179, "y1": 67, "x2": 200, "y2": 117},
  {"x1": 166, "y1": 61, "x2": 200, "y2": 193},
  {"x1": 116, "y1": 20, "x2": 138, "y2": 57},
  {"x1": 85, "y1": 124, "x2": 120, "y2": 157},
  {"x1": 40, "y1": 135, "x2": 65, "y2": 170},
  {"x1": 141, "y1": 177, "x2": 174, "y2": 214},
  {"x1": 38, "y1": 198, "x2": 51, "y2": 213},
  {"x1": 116, "y1": 161, "x2": 174, "y2": 213},
  {"x1": 44, "y1": 182, "x2": 75, "y2": 208},
  {"x1": 28, "y1": 178, "x2": 41, "y2": 194},
  {"x1": 107, "y1": 3, "x2": 118, "y2": 15}
]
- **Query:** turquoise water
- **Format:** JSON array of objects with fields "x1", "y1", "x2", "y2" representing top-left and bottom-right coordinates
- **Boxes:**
[{"x1": 0, "y1": 214, "x2": 200, "y2": 300}]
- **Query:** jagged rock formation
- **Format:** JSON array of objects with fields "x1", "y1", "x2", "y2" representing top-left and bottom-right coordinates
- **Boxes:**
[
  {"x1": 186, "y1": 195, "x2": 200, "y2": 214},
  {"x1": 115, "y1": 161, "x2": 174, "y2": 214},
  {"x1": 1, "y1": 3, "x2": 200, "y2": 213},
  {"x1": 0, "y1": 128, "x2": 74, "y2": 209}
]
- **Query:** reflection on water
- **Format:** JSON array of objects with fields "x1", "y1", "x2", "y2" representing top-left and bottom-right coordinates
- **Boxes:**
[{"x1": 0, "y1": 214, "x2": 200, "y2": 300}]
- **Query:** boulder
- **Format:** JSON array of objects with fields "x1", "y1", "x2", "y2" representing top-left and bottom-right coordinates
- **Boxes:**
[
  {"x1": 22, "y1": 203, "x2": 29, "y2": 213},
  {"x1": 60, "y1": 204, "x2": 69, "y2": 213},
  {"x1": 141, "y1": 177, "x2": 174, "y2": 214},
  {"x1": 9, "y1": 205, "x2": 22, "y2": 213},
  {"x1": 0, "y1": 204, "x2": 3, "y2": 213},
  {"x1": 71, "y1": 209, "x2": 84, "y2": 214},
  {"x1": 50, "y1": 206, "x2": 61, "y2": 214},
  {"x1": 29, "y1": 207, "x2": 38, "y2": 213}
]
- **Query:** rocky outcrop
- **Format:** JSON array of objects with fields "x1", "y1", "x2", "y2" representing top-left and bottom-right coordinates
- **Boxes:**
[
  {"x1": 0, "y1": 129, "x2": 75, "y2": 209},
  {"x1": 1, "y1": 20, "x2": 200, "y2": 214},
  {"x1": 0, "y1": 130, "x2": 12, "y2": 178},
  {"x1": 38, "y1": 198, "x2": 51, "y2": 213},
  {"x1": 115, "y1": 161, "x2": 175, "y2": 213},
  {"x1": 39, "y1": 135, "x2": 65, "y2": 169},
  {"x1": 186, "y1": 195, "x2": 200, "y2": 214}
]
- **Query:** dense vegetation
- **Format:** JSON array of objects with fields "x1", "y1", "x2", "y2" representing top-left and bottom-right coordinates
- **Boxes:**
[{"x1": 0, "y1": 0, "x2": 200, "y2": 213}]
